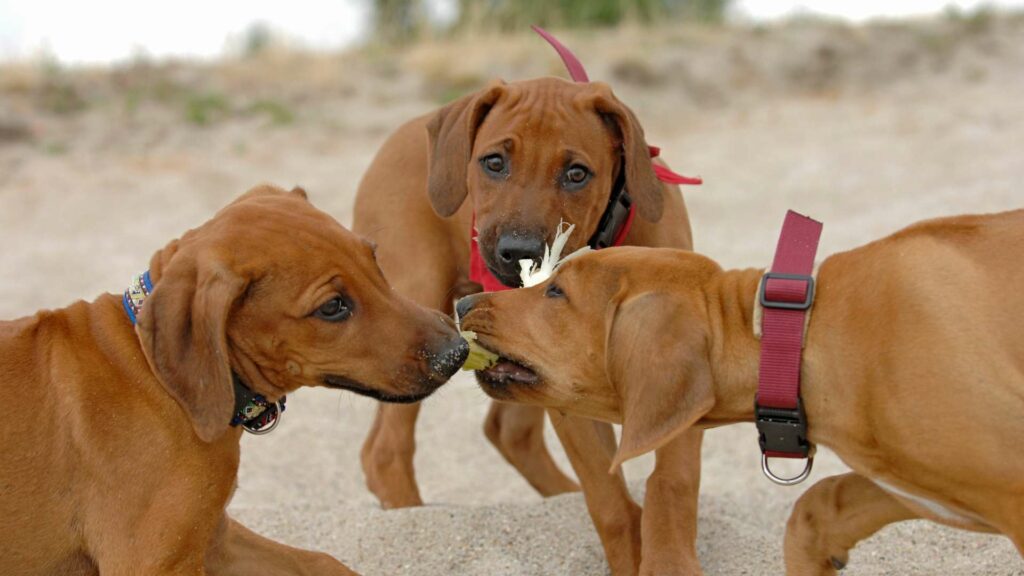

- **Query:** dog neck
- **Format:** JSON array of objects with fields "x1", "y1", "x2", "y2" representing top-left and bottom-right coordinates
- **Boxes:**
[
  {"x1": 702, "y1": 268, "x2": 765, "y2": 426},
  {"x1": 703, "y1": 266, "x2": 845, "y2": 447},
  {"x1": 121, "y1": 270, "x2": 285, "y2": 435}
]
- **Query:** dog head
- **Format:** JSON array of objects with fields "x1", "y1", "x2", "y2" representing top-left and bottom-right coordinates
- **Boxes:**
[
  {"x1": 136, "y1": 185, "x2": 467, "y2": 442},
  {"x1": 457, "y1": 247, "x2": 719, "y2": 469},
  {"x1": 426, "y1": 77, "x2": 665, "y2": 287}
]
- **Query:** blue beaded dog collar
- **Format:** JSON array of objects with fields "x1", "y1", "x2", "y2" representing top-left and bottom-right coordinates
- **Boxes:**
[{"x1": 122, "y1": 270, "x2": 285, "y2": 434}]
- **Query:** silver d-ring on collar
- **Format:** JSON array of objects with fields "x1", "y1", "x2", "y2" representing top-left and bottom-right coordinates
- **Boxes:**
[
  {"x1": 242, "y1": 402, "x2": 284, "y2": 435},
  {"x1": 761, "y1": 454, "x2": 813, "y2": 486}
]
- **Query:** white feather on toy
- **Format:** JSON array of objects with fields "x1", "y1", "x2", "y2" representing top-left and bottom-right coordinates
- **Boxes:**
[{"x1": 518, "y1": 221, "x2": 591, "y2": 288}]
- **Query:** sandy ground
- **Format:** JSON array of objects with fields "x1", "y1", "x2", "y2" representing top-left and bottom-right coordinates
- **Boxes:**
[{"x1": 1, "y1": 14, "x2": 1023, "y2": 575}]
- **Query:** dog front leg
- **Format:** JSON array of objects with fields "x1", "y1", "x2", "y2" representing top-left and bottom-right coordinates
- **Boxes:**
[
  {"x1": 206, "y1": 516, "x2": 357, "y2": 576},
  {"x1": 550, "y1": 410, "x2": 643, "y2": 576},
  {"x1": 485, "y1": 402, "x2": 580, "y2": 496},
  {"x1": 784, "y1": 472, "x2": 917, "y2": 576},
  {"x1": 362, "y1": 401, "x2": 425, "y2": 508},
  {"x1": 359, "y1": 249, "x2": 462, "y2": 509},
  {"x1": 639, "y1": 429, "x2": 704, "y2": 576}
]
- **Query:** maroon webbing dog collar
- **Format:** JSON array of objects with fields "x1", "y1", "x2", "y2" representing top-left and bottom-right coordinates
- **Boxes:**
[
  {"x1": 755, "y1": 210, "x2": 822, "y2": 485},
  {"x1": 467, "y1": 28, "x2": 701, "y2": 293}
]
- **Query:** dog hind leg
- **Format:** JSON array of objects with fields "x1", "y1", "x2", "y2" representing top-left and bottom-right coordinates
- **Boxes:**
[
  {"x1": 207, "y1": 517, "x2": 357, "y2": 576},
  {"x1": 785, "y1": 472, "x2": 917, "y2": 576}
]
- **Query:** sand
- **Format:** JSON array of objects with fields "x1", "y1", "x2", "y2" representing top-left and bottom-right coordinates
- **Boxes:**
[{"x1": 1, "y1": 14, "x2": 1023, "y2": 575}]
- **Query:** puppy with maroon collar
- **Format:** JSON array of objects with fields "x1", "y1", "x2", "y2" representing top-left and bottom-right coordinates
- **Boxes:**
[{"x1": 458, "y1": 209, "x2": 1024, "y2": 575}]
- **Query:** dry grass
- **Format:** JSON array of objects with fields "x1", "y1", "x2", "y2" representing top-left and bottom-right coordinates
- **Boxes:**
[{"x1": 3, "y1": 11, "x2": 1021, "y2": 123}]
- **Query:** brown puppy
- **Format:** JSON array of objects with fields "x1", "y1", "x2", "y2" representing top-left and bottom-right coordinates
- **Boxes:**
[
  {"x1": 0, "y1": 185, "x2": 467, "y2": 576},
  {"x1": 459, "y1": 208, "x2": 1024, "y2": 574},
  {"x1": 354, "y1": 77, "x2": 703, "y2": 573}
]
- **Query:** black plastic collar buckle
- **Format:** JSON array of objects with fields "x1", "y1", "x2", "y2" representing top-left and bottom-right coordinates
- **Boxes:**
[
  {"x1": 755, "y1": 397, "x2": 810, "y2": 458},
  {"x1": 590, "y1": 191, "x2": 632, "y2": 249},
  {"x1": 759, "y1": 272, "x2": 815, "y2": 311},
  {"x1": 588, "y1": 157, "x2": 631, "y2": 249}
]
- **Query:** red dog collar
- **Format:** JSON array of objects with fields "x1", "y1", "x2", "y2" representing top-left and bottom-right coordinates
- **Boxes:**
[
  {"x1": 755, "y1": 210, "x2": 823, "y2": 485},
  {"x1": 468, "y1": 28, "x2": 701, "y2": 292}
]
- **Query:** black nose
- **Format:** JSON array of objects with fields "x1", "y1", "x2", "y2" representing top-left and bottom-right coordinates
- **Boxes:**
[
  {"x1": 426, "y1": 335, "x2": 470, "y2": 381},
  {"x1": 496, "y1": 234, "x2": 545, "y2": 269},
  {"x1": 455, "y1": 294, "x2": 481, "y2": 319}
]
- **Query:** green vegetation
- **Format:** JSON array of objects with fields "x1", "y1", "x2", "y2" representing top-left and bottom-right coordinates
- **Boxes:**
[
  {"x1": 371, "y1": 0, "x2": 732, "y2": 43},
  {"x1": 241, "y1": 22, "x2": 275, "y2": 58},
  {"x1": 36, "y1": 57, "x2": 87, "y2": 115},
  {"x1": 185, "y1": 93, "x2": 231, "y2": 126},
  {"x1": 247, "y1": 99, "x2": 295, "y2": 125},
  {"x1": 41, "y1": 141, "x2": 68, "y2": 155},
  {"x1": 373, "y1": 0, "x2": 426, "y2": 44},
  {"x1": 184, "y1": 94, "x2": 295, "y2": 127},
  {"x1": 457, "y1": 0, "x2": 731, "y2": 29}
]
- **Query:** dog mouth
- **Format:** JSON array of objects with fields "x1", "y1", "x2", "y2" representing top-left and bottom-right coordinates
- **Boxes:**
[
  {"x1": 470, "y1": 336, "x2": 541, "y2": 395},
  {"x1": 479, "y1": 244, "x2": 538, "y2": 288},
  {"x1": 322, "y1": 375, "x2": 436, "y2": 404},
  {"x1": 484, "y1": 261, "x2": 525, "y2": 288}
]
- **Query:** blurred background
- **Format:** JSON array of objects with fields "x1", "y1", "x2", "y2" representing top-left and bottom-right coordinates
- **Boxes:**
[
  {"x1": 2, "y1": 2, "x2": 1023, "y2": 575},
  {"x1": 2, "y1": 1, "x2": 1023, "y2": 62}
]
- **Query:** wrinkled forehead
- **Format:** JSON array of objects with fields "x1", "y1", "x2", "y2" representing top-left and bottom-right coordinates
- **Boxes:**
[
  {"x1": 551, "y1": 253, "x2": 624, "y2": 299},
  {"x1": 476, "y1": 81, "x2": 611, "y2": 148},
  {"x1": 213, "y1": 197, "x2": 380, "y2": 283}
]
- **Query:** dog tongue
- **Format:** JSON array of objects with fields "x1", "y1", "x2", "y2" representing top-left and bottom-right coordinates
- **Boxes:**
[{"x1": 487, "y1": 360, "x2": 539, "y2": 384}]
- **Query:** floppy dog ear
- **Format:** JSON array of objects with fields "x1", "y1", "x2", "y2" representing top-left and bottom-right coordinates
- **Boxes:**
[
  {"x1": 586, "y1": 84, "x2": 664, "y2": 222},
  {"x1": 136, "y1": 248, "x2": 248, "y2": 443},
  {"x1": 425, "y1": 81, "x2": 506, "y2": 217},
  {"x1": 605, "y1": 292, "x2": 713, "y2": 471}
]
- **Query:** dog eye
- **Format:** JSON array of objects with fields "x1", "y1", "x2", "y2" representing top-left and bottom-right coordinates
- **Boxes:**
[
  {"x1": 481, "y1": 154, "x2": 507, "y2": 176},
  {"x1": 315, "y1": 297, "x2": 353, "y2": 322},
  {"x1": 562, "y1": 164, "x2": 591, "y2": 190},
  {"x1": 567, "y1": 166, "x2": 588, "y2": 183},
  {"x1": 544, "y1": 283, "x2": 565, "y2": 299}
]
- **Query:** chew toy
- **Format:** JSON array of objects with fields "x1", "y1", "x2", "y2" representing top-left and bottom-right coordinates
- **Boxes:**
[
  {"x1": 518, "y1": 221, "x2": 590, "y2": 287},
  {"x1": 459, "y1": 222, "x2": 589, "y2": 372},
  {"x1": 459, "y1": 330, "x2": 499, "y2": 371}
]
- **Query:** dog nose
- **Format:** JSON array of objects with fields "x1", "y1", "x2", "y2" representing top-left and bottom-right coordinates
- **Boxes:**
[
  {"x1": 455, "y1": 294, "x2": 481, "y2": 319},
  {"x1": 496, "y1": 234, "x2": 545, "y2": 268},
  {"x1": 426, "y1": 335, "x2": 470, "y2": 381}
]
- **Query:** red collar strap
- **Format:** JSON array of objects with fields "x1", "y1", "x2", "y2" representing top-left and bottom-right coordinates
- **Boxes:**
[
  {"x1": 470, "y1": 227, "x2": 515, "y2": 293},
  {"x1": 532, "y1": 25, "x2": 591, "y2": 83},
  {"x1": 755, "y1": 210, "x2": 823, "y2": 486},
  {"x1": 532, "y1": 26, "x2": 703, "y2": 187}
]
